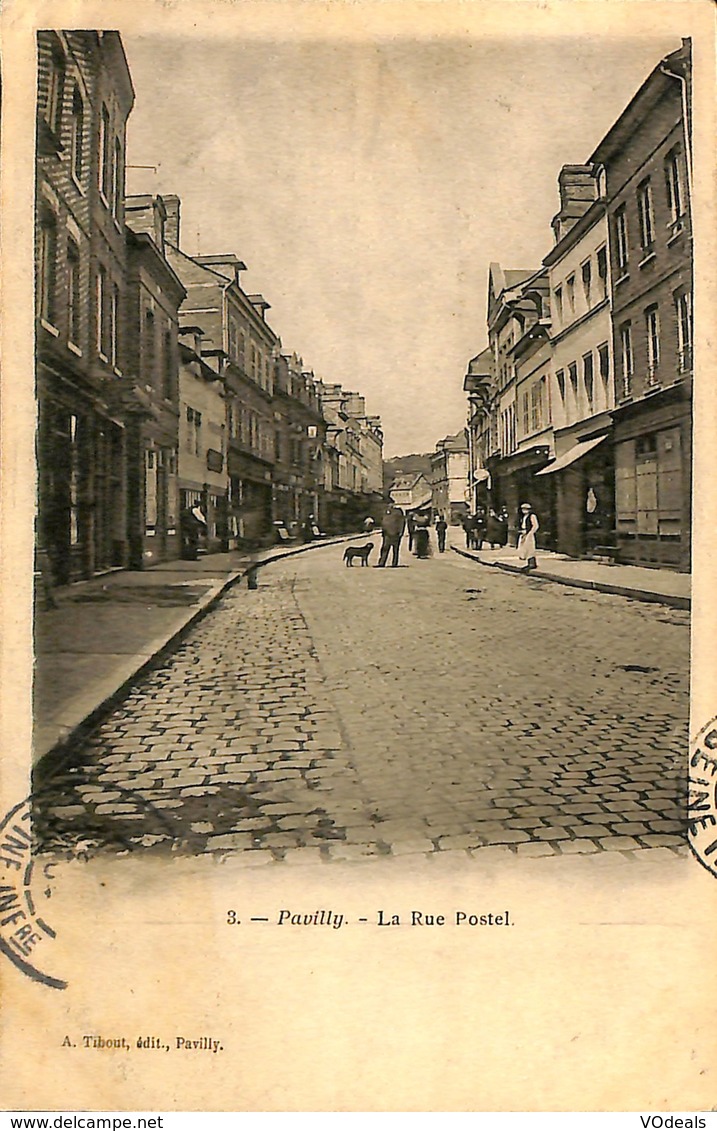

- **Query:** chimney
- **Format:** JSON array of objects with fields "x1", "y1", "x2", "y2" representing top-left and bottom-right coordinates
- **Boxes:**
[
  {"x1": 248, "y1": 294, "x2": 271, "y2": 320},
  {"x1": 194, "y1": 254, "x2": 247, "y2": 284},
  {"x1": 550, "y1": 164, "x2": 597, "y2": 242},
  {"x1": 163, "y1": 194, "x2": 181, "y2": 247}
]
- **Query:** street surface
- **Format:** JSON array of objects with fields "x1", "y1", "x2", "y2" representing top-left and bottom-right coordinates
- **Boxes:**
[{"x1": 35, "y1": 538, "x2": 689, "y2": 863}]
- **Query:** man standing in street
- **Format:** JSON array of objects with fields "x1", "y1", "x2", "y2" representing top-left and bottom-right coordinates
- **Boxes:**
[
  {"x1": 377, "y1": 502, "x2": 406, "y2": 568},
  {"x1": 435, "y1": 514, "x2": 448, "y2": 553}
]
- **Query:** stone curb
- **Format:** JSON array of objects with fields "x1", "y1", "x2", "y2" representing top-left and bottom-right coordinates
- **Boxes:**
[
  {"x1": 33, "y1": 533, "x2": 360, "y2": 777},
  {"x1": 450, "y1": 546, "x2": 690, "y2": 610}
]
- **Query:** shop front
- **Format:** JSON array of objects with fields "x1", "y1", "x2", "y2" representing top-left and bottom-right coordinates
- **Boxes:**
[
  {"x1": 535, "y1": 423, "x2": 615, "y2": 559},
  {"x1": 487, "y1": 445, "x2": 555, "y2": 549}
]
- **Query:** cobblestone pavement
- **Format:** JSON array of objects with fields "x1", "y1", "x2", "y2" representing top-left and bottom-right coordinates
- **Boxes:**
[{"x1": 35, "y1": 540, "x2": 689, "y2": 864}]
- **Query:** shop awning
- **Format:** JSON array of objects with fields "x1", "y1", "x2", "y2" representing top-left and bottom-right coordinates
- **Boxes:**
[{"x1": 535, "y1": 434, "x2": 607, "y2": 476}]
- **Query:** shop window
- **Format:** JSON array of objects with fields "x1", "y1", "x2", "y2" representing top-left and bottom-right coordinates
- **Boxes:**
[
  {"x1": 145, "y1": 448, "x2": 158, "y2": 528},
  {"x1": 636, "y1": 433, "x2": 657, "y2": 458}
]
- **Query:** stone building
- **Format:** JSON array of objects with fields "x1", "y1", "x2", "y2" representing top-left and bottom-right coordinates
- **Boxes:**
[
  {"x1": 536, "y1": 166, "x2": 615, "y2": 558},
  {"x1": 176, "y1": 326, "x2": 229, "y2": 553},
  {"x1": 317, "y1": 383, "x2": 384, "y2": 531},
  {"x1": 590, "y1": 40, "x2": 692, "y2": 570},
  {"x1": 272, "y1": 353, "x2": 327, "y2": 533},
  {"x1": 430, "y1": 431, "x2": 469, "y2": 523},
  {"x1": 36, "y1": 32, "x2": 134, "y2": 583},
  {"x1": 123, "y1": 195, "x2": 186, "y2": 567},
  {"x1": 165, "y1": 205, "x2": 278, "y2": 547}
]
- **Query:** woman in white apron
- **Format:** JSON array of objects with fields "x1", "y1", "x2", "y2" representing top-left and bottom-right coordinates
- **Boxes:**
[{"x1": 517, "y1": 502, "x2": 539, "y2": 571}]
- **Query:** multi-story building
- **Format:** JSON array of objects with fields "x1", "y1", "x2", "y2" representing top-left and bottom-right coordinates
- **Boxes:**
[
  {"x1": 430, "y1": 431, "x2": 469, "y2": 523},
  {"x1": 124, "y1": 195, "x2": 186, "y2": 566},
  {"x1": 317, "y1": 383, "x2": 384, "y2": 530},
  {"x1": 590, "y1": 40, "x2": 692, "y2": 570},
  {"x1": 176, "y1": 326, "x2": 229, "y2": 552},
  {"x1": 536, "y1": 166, "x2": 616, "y2": 557},
  {"x1": 165, "y1": 203, "x2": 278, "y2": 546},
  {"x1": 36, "y1": 31, "x2": 134, "y2": 583},
  {"x1": 463, "y1": 346, "x2": 493, "y2": 513},
  {"x1": 272, "y1": 353, "x2": 327, "y2": 532},
  {"x1": 485, "y1": 264, "x2": 554, "y2": 545}
]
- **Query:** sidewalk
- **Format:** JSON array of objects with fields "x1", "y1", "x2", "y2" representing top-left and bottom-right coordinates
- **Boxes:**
[
  {"x1": 451, "y1": 541, "x2": 691, "y2": 609},
  {"x1": 34, "y1": 535, "x2": 353, "y2": 765}
]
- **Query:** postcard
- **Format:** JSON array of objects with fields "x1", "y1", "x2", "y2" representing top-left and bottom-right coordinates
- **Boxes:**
[{"x1": 1, "y1": 0, "x2": 716, "y2": 1113}]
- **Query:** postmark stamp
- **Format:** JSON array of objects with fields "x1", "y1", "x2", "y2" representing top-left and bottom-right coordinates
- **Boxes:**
[
  {"x1": 0, "y1": 790, "x2": 66, "y2": 990},
  {"x1": 688, "y1": 715, "x2": 717, "y2": 878}
]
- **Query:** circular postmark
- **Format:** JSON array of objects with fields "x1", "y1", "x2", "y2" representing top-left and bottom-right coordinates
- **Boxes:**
[
  {"x1": 688, "y1": 715, "x2": 717, "y2": 878},
  {"x1": 0, "y1": 789, "x2": 66, "y2": 990}
]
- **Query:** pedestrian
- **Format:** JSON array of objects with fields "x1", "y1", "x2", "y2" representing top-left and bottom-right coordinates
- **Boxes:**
[
  {"x1": 377, "y1": 503, "x2": 406, "y2": 568},
  {"x1": 406, "y1": 511, "x2": 417, "y2": 552},
  {"x1": 461, "y1": 513, "x2": 474, "y2": 549},
  {"x1": 498, "y1": 507, "x2": 509, "y2": 546},
  {"x1": 413, "y1": 511, "x2": 431, "y2": 558},
  {"x1": 485, "y1": 508, "x2": 503, "y2": 550},
  {"x1": 472, "y1": 506, "x2": 487, "y2": 550},
  {"x1": 435, "y1": 514, "x2": 448, "y2": 553},
  {"x1": 363, "y1": 515, "x2": 375, "y2": 533},
  {"x1": 517, "y1": 502, "x2": 539, "y2": 571}
]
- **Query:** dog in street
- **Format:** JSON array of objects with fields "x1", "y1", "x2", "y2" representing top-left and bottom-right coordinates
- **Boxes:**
[{"x1": 343, "y1": 542, "x2": 374, "y2": 567}]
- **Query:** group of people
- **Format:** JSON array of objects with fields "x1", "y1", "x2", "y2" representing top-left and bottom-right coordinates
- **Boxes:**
[{"x1": 370, "y1": 499, "x2": 540, "y2": 572}]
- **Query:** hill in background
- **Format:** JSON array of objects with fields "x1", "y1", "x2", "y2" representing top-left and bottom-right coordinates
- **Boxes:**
[{"x1": 382, "y1": 453, "x2": 434, "y2": 493}]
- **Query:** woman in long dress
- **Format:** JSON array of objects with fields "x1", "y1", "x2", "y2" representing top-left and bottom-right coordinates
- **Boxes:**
[{"x1": 517, "y1": 502, "x2": 539, "y2": 571}]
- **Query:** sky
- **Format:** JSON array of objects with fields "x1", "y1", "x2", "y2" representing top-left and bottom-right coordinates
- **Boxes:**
[{"x1": 123, "y1": 27, "x2": 682, "y2": 456}]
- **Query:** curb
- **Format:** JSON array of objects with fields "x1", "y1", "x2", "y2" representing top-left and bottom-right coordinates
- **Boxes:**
[
  {"x1": 33, "y1": 533, "x2": 361, "y2": 780},
  {"x1": 450, "y1": 546, "x2": 690, "y2": 610}
]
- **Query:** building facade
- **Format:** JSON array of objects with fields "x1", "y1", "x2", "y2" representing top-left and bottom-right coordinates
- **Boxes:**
[
  {"x1": 272, "y1": 353, "x2": 327, "y2": 532},
  {"x1": 36, "y1": 31, "x2": 134, "y2": 583},
  {"x1": 537, "y1": 167, "x2": 616, "y2": 558},
  {"x1": 431, "y1": 431, "x2": 469, "y2": 523},
  {"x1": 124, "y1": 195, "x2": 186, "y2": 566},
  {"x1": 591, "y1": 40, "x2": 692, "y2": 570}
]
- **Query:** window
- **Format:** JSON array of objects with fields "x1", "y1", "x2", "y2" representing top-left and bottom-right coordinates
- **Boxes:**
[
  {"x1": 144, "y1": 309, "x2": 155, "y2": 382},
  {"x1": 110, "y1": 285, "x2": 119, "y2": 368},
  {"x1": 675, "y1": 291, "x2": 692, "y2": 372},
  {"x1": 194, "y1": 410, "x2": 202, "y2": 455},
  {"x1": 568, "y1": 362, "x2": 579, "y2": 413},
  {"x1": 556, "y1": 368, "x2": 566, "y2": 402},
  {"x1": 530, "y1": 380, "x2": 545, "y2": 433},
  {"x1": 581, "y1": 259, "x2": 592, "y2": 306},
  {"x1": 228, "y1": 317, "x2": 238, "y2": 362},
  {"x1": 38, "y1": 213, "x2": 58, "y2": 325},
  {"x1": 598, "y1": 342, "x2": 610, "y2": 401},
  {"x1": 665, "y1": 148, "x2": 684, "y2": 225},
  {"x1": 645, "y1": 305, "x2": 660, "y2": 382},
  {"x1": 96, "y1": 265, "x2": 109, "y2": 357},
  {"x1": 566, "y1": 274, "x2": 576, "y2": 314},
  {"x1": 637, "y1": 179, "x2": 655, "y2": 251},
  {"x1": 521, "y1": 391, "x2": 530, "y2": 436},
  {"x1": 238, "y1": 332, "x2": 245, "y2": 371},
  {"x1": 619, "y1": 322, "x2": 633, "y2": 398},
  {"x1": 186, "y1": 407, "x2": 202, "y2": 454},
  {"x1": 163, "y1": 330, "x2": 173, "y2": 398},
  {"x1": 45, "y1": 50, "x2": 65, "y2": 136},
  {"x1": 597, "y1": 246, "x2": 608, "y2": 299},
  {"x1": 67, "y1": 239, "x2": 80, "y2": 346},
  {"x1": 99, "y1": 104, "x2": 111, "y2": 201},
  {"x1": 112, "y1": 138, "x2": 122, "y2": 219},
  {"x1": 553, "y1": 286, "x2": 563, "y2": 323},
  {"x1": 615, "y1": 205, "x2": 629, "y2": 276},
  {"x1": 145, "y1": 448, "x2": 158, "y2": 528},
  {"x1": 582, "y1": 352, "x2": 594, "y2": 411},
  {"x1": 70, "y1": 86, "x2": 84, "y2": 182}
]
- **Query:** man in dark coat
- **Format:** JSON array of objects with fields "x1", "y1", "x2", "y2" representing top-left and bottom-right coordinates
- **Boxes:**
[{"x1": 377, "y1": 503, "x2": 406, "y2": 568}]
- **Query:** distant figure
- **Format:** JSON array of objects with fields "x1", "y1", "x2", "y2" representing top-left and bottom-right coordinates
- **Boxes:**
[
  {"x1": 472, "y1": 506, "x2": 487, "y2": 550},
  {"x1": 406, "y1": 512, "x2": 417, "y2": 552},
  {"x1": 461, "y1": 513, "x2": 474, "y2": 549},
  {"x1": 485, "y1": 508, "x2": 506, "y2": 549},
  {"x1": 413, "y1": 512, "x2": 431, "y2": 558},
  {"x1": 377, "y1": 503, "x2": 406, "y2": 568},
  {"x1": 180, "y1": 505, "x2": 206, "y2": 561},
  {"x1": 517, "y1": 502, "x2": 540, "y2": 571},
  {"x1": 363, "y1": 515, "x2": 376, "y2": 533},
  {"x1": 302, "y1": 516, "x2": 315, "y2": 543},
  {"x1": 435, "y1": 515, "x2": 448, "y2": 553}
]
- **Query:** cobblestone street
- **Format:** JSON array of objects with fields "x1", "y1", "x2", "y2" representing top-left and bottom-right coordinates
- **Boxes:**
[{"x1": 35, "y1": 540, "x2": 689, "y2": 863}]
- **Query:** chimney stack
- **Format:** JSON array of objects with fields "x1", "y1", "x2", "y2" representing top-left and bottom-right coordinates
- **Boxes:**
[{"x1": 163, "y1": 194, "x2": 181, "y2": 248}]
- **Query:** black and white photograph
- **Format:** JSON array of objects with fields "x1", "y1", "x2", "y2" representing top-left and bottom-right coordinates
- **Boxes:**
[{"x1": 1, "y1": 0, "x2": 716, "y2": 1114}]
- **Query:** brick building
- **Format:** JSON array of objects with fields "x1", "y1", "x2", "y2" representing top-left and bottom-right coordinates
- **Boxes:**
[
  {"x1": 591, "y1": 40, "x2": 692, "y2": 570},
  {"x1": 36, "y1": 32, "x2": 134, "y2": 583},
  {"x1": 124, "y1": 195, "x2": 186, "y2": 567}
]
